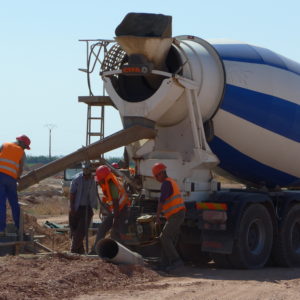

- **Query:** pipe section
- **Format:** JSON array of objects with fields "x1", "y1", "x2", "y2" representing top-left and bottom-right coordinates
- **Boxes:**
[{"x1": 96, "y1": 238, "x2": 144, "y2": 265}]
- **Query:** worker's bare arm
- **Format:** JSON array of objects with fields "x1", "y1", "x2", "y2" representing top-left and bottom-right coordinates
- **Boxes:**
[
  {"x1": 112, "y1": 197, "x2": 120, "y2": 219},
  {"x1": 156, "y1": 202, "x2": 163, "y2": 224},
  {"x1": 17, "y1": 154, "x2": 25, "y2": 180}
]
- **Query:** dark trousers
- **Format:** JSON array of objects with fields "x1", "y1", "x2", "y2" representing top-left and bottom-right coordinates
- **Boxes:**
[
  {"x1": 0, "y1": 172, "x2": 20, "y2": 232},
  {"x1": 69, "y1": 205, "x2": 93, "y2": 254},
  {"x1": 92, "y1": 206, "x2": 128, "y2": 251},
  {"x1": 160, "y1": 209, "x2": 185, "y2": 266}
]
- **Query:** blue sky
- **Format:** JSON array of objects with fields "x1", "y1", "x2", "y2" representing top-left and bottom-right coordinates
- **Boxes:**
[{"x1": 1, "y1": 0, "x2": 299, "y2": 158}]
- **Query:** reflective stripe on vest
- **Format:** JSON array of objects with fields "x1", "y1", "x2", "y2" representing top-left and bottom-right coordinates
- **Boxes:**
[
  {"x1": 100, "y1": 173, "x2": 129, "y2": 212},
  {"x1": 161, "y1": 178, "x2": 185, "y2": 219},
  {"x1": 162, "y1": 194, "x2": 181, "y2": 206},
  {"x1": 0, "y1": 158, "x2": 19, "y2": 168},
  {"x1": 0, "y1": 165, "x2": 18, "y2": 175},
  {"x1": 0, "y1": 143, "x2": 23, "y2": 179}
]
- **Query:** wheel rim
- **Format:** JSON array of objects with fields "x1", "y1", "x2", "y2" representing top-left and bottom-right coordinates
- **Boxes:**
[
  {"x1": 246, "y1": 218, "x2": 265, "y2": 255},
  {"x1": 291, "y1": 219, "x2": 300, "y2": 254}
]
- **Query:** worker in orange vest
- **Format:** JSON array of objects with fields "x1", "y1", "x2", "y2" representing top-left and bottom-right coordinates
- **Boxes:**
[
  {"x1": 153, "y1": 162, "x2": 186, "y2": 272},
  {"x1": 0, "y1": 135, "x2": 31, "y2": 235},
  {"x1": 91, "y1": 165, "x2": 129, "y2": 253}
]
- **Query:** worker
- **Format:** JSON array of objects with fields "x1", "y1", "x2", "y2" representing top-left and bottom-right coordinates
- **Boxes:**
[
  {"x1": 0, "y1": 135, "x2": 31, "y2": 235},
  {"x1": 91, "y1": 165, "x2": 129, "y2": 254},
  {"x1": 69, "y1": 161, "x2": 98, "y2": 254},
  {"x1": 111, "y1": 162, "x2": 120, "y2": 169},
  {"x1": 153, "y1": 162, "x2": 186, "y2": 272}
]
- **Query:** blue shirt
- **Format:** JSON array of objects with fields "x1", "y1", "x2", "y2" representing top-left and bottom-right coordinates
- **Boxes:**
[
  {"x1": 70, "y1": 172, "x2": 98, "y2": 211},
  {"x1": 159, "y1": 180, "x2": 173, "y2": 203}
]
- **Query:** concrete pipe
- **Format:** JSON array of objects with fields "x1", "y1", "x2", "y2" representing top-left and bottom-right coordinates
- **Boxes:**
[{"x1": 96, "y1": 238, "x2": 144, "y2": 265}]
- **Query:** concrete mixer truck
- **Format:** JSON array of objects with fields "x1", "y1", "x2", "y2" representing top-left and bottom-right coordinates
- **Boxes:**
[
  {"x1": 19, "y1": 12, "x2": 300, "y2": 269},
  {"x1": 96, "y1": 13, "x2": 300, "y2": 269}
]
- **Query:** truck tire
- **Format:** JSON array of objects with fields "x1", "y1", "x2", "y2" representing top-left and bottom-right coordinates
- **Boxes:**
[
  {"x1": 228, "y1": 204, "x2": 273, "y2": 269},
  {"x1": 272, "y1": 204, "x2": 300, "y2": 267}
]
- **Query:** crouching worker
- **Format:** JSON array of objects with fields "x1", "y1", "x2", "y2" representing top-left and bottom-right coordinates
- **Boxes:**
[
  {"x1": 69, "y1": 162, "x2": 98, "y2": 254},
  {"x1": 152, "y1": 163, "x2": 186, "y2": 272},
  {"x1": 91, "y1": 165, "x2": 129, "y2": 254}
]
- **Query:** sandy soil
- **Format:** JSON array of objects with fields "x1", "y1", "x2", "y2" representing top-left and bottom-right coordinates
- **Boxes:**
[
  {"x1": 1, "y1": 177, "x2": 299, "y2": 300},
  {"x1": 1, "y1": 254, "x2": 300, "y2": 300},
  {"x1": 77, "y1": 265, "x2": 300, "y2": 300}
]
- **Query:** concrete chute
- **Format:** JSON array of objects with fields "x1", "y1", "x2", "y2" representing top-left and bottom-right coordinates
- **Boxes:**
[{"x1": 18, "y1": 125, "x2": 156, "y2": 191}]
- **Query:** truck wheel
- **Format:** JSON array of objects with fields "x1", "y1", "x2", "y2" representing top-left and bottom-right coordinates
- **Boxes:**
[
  {"x1": 228, "y1": 204, "x2": 273, "y2": 269},
  {"x1": 272, "y1": 204, "x2": 300, "y2": 267}
]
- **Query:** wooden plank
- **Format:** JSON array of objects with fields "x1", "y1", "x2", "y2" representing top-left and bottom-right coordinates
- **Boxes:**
[
  {"x1": 34, "y1": 241, "x2": 53, "y2": 253},
  {"x1": 0, "y1": 241, "x2": 31, "y2": 247},
  {"x1": 78, "y1": 96, "x2": 115, "y2": 107}
]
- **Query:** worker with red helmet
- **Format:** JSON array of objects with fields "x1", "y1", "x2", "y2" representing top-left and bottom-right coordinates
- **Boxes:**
[
  {"x1": 111, "y1": 162, "x2": 120, "y2": 169},
  {"x1": 0, "y1": 135, "x2": 31, "y2": 235},
  {"x1": 152, "y1": 162, "x2": 186, "y2": 272},
  {"x1": 91, "y1": 165, "x2": 129, "y2": 253}
]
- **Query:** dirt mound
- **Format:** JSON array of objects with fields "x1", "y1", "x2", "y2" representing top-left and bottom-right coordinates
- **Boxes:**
[
  {"x1": 0, "y1": 253, "x2": 160, "y2": 300},
  {"x1": 24, "y1": 213, "x2": 71, "y2": 252}
]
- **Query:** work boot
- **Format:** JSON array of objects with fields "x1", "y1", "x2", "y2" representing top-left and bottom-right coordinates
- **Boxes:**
[
  {"x1": 165, "y1": 259, "x2": 184, "y2": 272},
  {"x1": 150, "y1": 263, "x2": 168, "y2": 272}
]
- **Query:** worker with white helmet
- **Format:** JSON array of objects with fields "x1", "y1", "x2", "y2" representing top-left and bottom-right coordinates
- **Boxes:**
[
  {"x1": 91, "y1": 165, "x2": 129, "y2": 254},
  {"x1": 152, "y1": 162, "x2": 186, "y2": 272},
  {"x1": 0, "y1": 135, "x2": 31, "y2": 235}
]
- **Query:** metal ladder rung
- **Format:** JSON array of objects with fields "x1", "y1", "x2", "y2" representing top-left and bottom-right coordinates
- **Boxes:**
[
  {"x1": 88, "y1": 133, "x2": 104, "y2": 137},
  {"x1": 88, "y1": 117, "x2": 103, "y2": 120}
]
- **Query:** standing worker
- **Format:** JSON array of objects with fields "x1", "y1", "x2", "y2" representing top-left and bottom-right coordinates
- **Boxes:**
[
  {"x1": 0, "y1": 135, "x2": 31, "y2": 235},
  {"x1": 91, "y1": 165, "x2": 129, "y2": 253},
  {"x1": 69, "y1": 161, "x2": 98, "y2": 254},
  {"x1": 153, "y1": 162, "x2": 186, "y2": 272}
]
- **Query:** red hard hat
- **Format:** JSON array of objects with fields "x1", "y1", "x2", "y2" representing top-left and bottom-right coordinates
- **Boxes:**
[
  {"x1": 111, "y1": 162, "x2": 119, "y2": 169},
  {"x1": 152, "y1": 162, "x2": 167, "y2": 176},
  {"x1": 16, "y1": 135, "x2": 31, "y2": 150},
  {"x1": 95, "y1": 165, "x2": 111, "y2": 181}
]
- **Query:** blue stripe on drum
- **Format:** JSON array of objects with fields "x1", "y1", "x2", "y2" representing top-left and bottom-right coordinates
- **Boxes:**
[
  {"x1": 220, "y1": 84, "x2": 300, "y2": 142},
  {"x1": 212, "y1": 43, "x2": 300, "y2": 76},
  {"x1": 209, "y1": 136, "x2": 299, "y2": 188}
]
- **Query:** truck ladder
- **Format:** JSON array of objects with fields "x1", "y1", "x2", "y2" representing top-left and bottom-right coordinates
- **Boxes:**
[
  {"x1": 78, "y1": 95, "x2": 115, "y2": 147},
  {"x1": 78, "y1": 39, "x2": 117, "y2": 151}
]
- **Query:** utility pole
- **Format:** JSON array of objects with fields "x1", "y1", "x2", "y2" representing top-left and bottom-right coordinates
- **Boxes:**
[{"x1": 44, "y1": 124, "x2": 56, "y2": 159}]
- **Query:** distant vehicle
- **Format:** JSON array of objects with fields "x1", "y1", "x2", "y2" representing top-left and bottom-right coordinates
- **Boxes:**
[{"x1": 61, "y1": 163, "x2": 82, "y2": 197}]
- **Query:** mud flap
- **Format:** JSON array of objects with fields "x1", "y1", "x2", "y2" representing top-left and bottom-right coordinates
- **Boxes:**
[{"x1": 201, "y1": 230, "x2": 234, "y2": 254}]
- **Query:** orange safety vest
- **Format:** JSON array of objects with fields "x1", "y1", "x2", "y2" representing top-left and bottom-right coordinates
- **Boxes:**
[
  {"x1": 0, "y1": 143, "x2": 24, "y2": 179},
  {"x1": 161, "y1": 178, "x2": 186, "y2": 219},
  {"x1": 100, "y1": 173, "x2": 129, "y2": 212}
]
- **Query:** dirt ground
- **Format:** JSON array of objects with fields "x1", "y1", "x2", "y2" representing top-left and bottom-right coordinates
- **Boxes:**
[{"x1": 1, "y1": 177, "x2": 300, "y2": 300}]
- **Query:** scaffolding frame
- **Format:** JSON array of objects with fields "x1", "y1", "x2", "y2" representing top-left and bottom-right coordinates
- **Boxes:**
[{"x1": 78, "y1": 39, "x2": 117, "y2": 147}]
